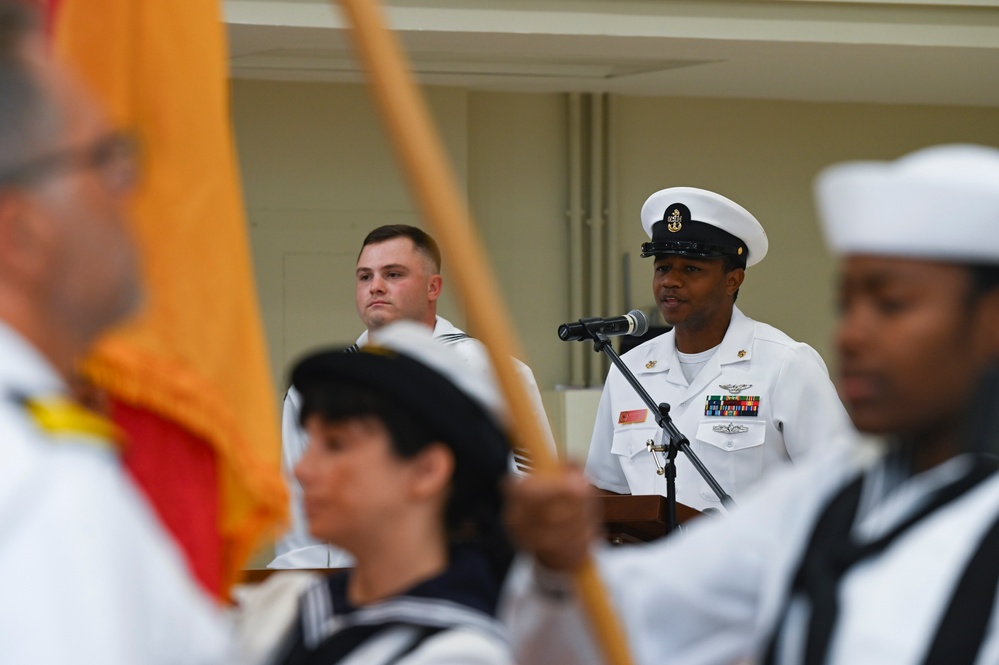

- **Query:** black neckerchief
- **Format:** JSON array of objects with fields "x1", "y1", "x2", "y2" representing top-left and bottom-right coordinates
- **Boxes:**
[
  {"x1": 763, "y1": 452, "x2": 999, "y2": 665},
  {"x1": 276, "y1": 545, "x2": 507, "y2": 665}
]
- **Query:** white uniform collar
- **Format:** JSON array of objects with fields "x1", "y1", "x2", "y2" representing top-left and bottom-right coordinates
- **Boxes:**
[
  {"x1": 0, "y1": 320, "x2": 67, "y2": 400},
  {"x1": 355, "y1": 315, "x2": 464, "y2": 347},
  {"x1": 714, "y1": 306, "x2": 757, "y2": 366},
  {"x1": 629, "y1": 305, "x2": 754, "y2": 375}
]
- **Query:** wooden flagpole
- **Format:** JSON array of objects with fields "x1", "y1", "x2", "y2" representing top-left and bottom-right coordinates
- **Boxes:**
[{"x1": 332, "y1": 1, "x2": 633, "y2": 663}]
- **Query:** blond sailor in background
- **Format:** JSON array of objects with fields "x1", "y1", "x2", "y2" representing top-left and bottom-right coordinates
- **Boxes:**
[{"x1": 271, "y1": 224, "x2": 555, "y2": 569}]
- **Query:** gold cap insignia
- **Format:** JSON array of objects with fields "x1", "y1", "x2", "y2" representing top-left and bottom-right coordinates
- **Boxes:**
[
  {"x1": 738, "y1": 247, "x2": 743, "y2": 255},
  {"x1": 645, "y1": 360, "x2": 658, "y2": 369},
  {"x1": 666, "y1": 208, "x2": 682, "y2": 233}
]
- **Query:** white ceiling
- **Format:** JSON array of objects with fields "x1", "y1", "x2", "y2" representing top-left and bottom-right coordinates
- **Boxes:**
[{"x1": 226, "y1": 0, "x2": 999, "y2": 107}]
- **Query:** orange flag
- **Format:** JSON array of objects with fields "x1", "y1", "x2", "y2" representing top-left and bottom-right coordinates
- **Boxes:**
[{"x1": 52, "y1": 0, "x2": 287, "y2": 595}]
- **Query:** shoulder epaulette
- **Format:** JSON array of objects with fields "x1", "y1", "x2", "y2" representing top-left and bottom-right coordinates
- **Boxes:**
[{"x1": 17, "y1": 395, "x2": 123, "y2": 451}]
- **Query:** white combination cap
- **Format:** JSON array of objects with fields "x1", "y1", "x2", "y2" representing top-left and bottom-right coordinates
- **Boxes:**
[
  {"x1": 816, "y1": 144, "x2": 999, "y2": 264},
  {"x1": 640, "y1": 187, "x2": 769, "y2": 268}
]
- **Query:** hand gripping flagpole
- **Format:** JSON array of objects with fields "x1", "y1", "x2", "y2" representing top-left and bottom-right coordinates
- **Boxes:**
[{"x1": 332, "y1": 1, "x2": 633, "y2": 663}]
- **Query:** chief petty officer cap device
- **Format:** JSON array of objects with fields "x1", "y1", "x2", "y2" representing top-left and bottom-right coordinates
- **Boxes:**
[{"x1": 640, "y1": 186, "x2": 769, "y2": 269}]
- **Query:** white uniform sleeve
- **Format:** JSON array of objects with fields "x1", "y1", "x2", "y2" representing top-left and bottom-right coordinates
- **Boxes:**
[
  {"x1": 584, "y1": 369, "x2": 632, "y2": 494},
  {"x1": 503, "y1": 521, "x2": 767, "y2": 665},
  {"x1": 399, "y1": 628, "x2": 514, "y2": 665},
  {"x1": 232, "y1": 571, "x2": 320, "y2": 664},
  {"x1": 0, "y1": 448, "x2": 236, "y2": 665},
  {"x1": 513, "y1": 359, "x2": 559, "y2": 469},
  {"x1": 448, "y1": 336, "x2": 557, "y2": 474},
  {"x1": 272, "y1": 387, "x2": 319, "y2": 559},
  {"x1": 771, "y1": 344, "x2": 852, "y2": 462},
  {"x1": 503, "y1": 451, "x2": 858, "y2": 665},
  {"x1": 500, "y1": 558, "x2": 604, "y2": 665}
]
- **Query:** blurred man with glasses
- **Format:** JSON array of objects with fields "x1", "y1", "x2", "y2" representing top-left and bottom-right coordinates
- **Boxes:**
[{"x1": 0, "y1": 5, "x2": 233, "y2": 663}]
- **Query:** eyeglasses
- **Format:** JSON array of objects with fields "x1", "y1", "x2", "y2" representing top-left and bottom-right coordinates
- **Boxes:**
[{"x1": 0, "y1": 131, "x2": 139, "y2": 192}]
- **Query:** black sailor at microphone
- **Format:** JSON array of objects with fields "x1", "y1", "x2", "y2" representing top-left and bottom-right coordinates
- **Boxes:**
[
  {"x1": 579, "y1": 186, "x2": 850, "y2": 510},
  {"x1": 504, "y1": 145, "x2": 999, "y2": 665}
]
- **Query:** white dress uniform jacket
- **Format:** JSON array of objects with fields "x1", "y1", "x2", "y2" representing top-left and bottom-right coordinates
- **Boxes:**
[
  {"x1": 585, "y1": 306, "x2": 850, "y2": 510},
  {"x1": 270, "y1": 316, "x2": 555, "y2": 569},
  {"x1": 502, "y1": 439, "x2": 999, "y2": 665},
  {"x1": 0, "y1": 323, "x2": 234, "y2": 665}
]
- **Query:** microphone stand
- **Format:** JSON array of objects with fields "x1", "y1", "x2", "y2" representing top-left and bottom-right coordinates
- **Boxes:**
[{"x1": 580, "y1": 325, "x2": 735, "y2": 531}]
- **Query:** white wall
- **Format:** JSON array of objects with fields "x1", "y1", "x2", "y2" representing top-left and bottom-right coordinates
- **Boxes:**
[{"x1": 232, "y1": 79, "x2": 999, "y2": 400}]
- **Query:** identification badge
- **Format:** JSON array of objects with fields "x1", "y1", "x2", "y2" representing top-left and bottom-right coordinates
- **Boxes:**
[
  {"x1": 618, "y1": 409, "x2": 648, "y2": 424},
  {"x1": 704, "y1": 395, "x2": 760, "y2": 417}
]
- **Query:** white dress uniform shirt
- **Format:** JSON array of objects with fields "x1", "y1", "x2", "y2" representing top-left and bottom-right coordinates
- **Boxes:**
[
  {"x1": 585, "y1": 306, "x2": 850, "y2": 510},
  {"x1": 270, "y1": 315, "x2": 555, "y2": 569},
  {"x1": 502, "y1": 438, "x2": 999, "y2": 665},
  {"x1": 0, "y1": 322, "x2": 234, "y2": 665}
]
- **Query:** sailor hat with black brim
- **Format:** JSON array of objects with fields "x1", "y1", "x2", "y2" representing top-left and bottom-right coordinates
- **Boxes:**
[
  {"x1": 290, "y1": 321, "x2": 510, "y2": 481},
  {"x1": 640, "y1": 186, "x2": 769, "y2": 268},
  {"x1": 816, "y1": 144, "x2": 999, "y2": 264}
]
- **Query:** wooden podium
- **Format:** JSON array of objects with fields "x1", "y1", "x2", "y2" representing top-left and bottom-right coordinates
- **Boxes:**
[{"x1": 599, "y1": 494, "x2": 701, "y2": 544}]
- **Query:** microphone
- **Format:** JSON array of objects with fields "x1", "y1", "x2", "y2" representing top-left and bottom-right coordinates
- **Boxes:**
[{"x1": 558, "y1": 310, "x2": 649, "y2": 342}]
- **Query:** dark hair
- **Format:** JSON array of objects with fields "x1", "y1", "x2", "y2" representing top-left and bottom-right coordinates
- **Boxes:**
[
  {"x1": 721, "y1": 254, "x2": 743, "y2": 303},
  {"x1": 298, "y1": 379, "x2": 440, "y2": 464},
  {"x1": 297, "y1": 379, "x2": 512, "y2": 578},
  {"x1": 969, "y1": 264, "x2": 999, "y2": 299},
  {"x1": 0, "y1": 4, "x2": 58, "y2": 183},
  {"x1": 360, "y1": 224, "x2": 442, "y2": 273}
]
